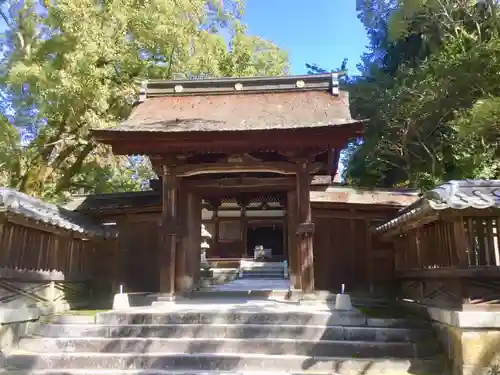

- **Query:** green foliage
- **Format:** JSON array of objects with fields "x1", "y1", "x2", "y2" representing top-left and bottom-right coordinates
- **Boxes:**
[
  {"x1": 346, "y1": 0, "x2": 500, "y2": 189},
  {"x1": 0, "y1": 0, "x2": 289, "y2": 200}
]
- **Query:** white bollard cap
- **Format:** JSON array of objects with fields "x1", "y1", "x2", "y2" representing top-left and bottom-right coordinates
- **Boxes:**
[
  {"x1": 335, "y1": 293, "x2": 353, "y2": 311},
  {"x1": 113, "y1": 293, "x2": 130, "y2": 310}
]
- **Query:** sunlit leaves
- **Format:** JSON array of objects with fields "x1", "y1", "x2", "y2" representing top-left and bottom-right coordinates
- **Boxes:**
[
  {"x1": 0, "y1": 0, "x2": 289, "y2": 200},
  {"x1": 346, "y1": 0, "x2": 500, "y2": 189}
]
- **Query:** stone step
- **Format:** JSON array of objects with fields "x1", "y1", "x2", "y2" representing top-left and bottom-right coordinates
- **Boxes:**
[
  {"x1": 186, "y1": 290, "x2": 289, "y2": 299},
  {"x1": 16, "y1": 337, "x2": 441, "y2": 358},
  {"x1": 94, "y1": 310, "x2": 367, "y2": 326},
  {"x1": 240, "y1": 261, "x2": 284, "y2": 267},
  {"x1": 241, "y1": 267, "x2": 284, "y2": 272},
  {"x1": 0, "y1": 368, "x2": 447, "y2": 375},
  {"x1": 240, "y1": 274, "x2": 285, "y2": 279},
  {"x1": 28, "y1": 323, "x2": 433, "y2": 342},
  {"x1": 3, "y1": 352, "x2": 447, "y2": 374},
  {"x1": 42, "y1": 311, "x2": 428, "y2": 329}
]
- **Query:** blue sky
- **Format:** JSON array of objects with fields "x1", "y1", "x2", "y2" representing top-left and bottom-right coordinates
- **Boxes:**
[
  {"x1": 243, "y1": 0, "x2": 369, "y2": 75},
  {"x1": 0, "y1": 1, "x2": 368, "y2": 75}
]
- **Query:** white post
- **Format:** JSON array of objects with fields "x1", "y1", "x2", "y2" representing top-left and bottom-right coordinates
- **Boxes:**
[
  {"x1": 238, "y1": 259, "x2": 243, "y2": 278},
  {"x1": 48, "y1": 281, "x2": 55, "y2": 303},
  {"x1": 113, "y1": 284, "x2": 130, "y2": 310},
  {"x1": 283, "y1": 260, "x2": 288, "y2": 279},
  {"x1": 335, "y1": 283, "x2": 353, "y2": 311}
]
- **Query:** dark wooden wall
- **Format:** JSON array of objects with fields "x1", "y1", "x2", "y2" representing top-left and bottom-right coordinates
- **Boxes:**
[
  {"x1": 92, "y1": 203, "x2": 402, "y2": 294},
  {"x1": 312, "y1": 203, "x2": 400, "y2": 294},
  {"x1": 112, "y1": 213, "x2": 161, "y2": 293}
]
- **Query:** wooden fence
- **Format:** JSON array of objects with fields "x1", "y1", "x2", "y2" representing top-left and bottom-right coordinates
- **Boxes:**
[
  {"x1": 390, "y1": 215, "x2": 500, "y2": 308},
  {"x1": 0, "y1": 206, "x2": 117, "y2": 309}
]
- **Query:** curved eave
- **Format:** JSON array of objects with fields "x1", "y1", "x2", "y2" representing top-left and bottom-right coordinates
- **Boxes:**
[
  {"x1": 91, "y1": 121, "x2": 366, "y2": 156},
  {"x1": 372, "y1": 199, "x2": 432, "y2": 237},
  {"x1": 0, "y1": 188, "x2": 116, "y2": 239},
  {"x1": 373, "y1": 197, "x2": 500, "y2": 238}
]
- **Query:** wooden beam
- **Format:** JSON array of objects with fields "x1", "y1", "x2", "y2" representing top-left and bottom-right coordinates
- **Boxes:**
[
  {"x1": 185, "y1": 175, "x2": 331, "y2": 191},
  {"x1": 185, "y1": 177, "x2": 295, "y2": 190},
  {"x1": 202, "y1": 205, "x2": 284, "y2": 212},
  {"x1": 313, "y1": 209, "x2": 395, "y2": 220},
  {"x1": 440, "y1": 208, "x2": 500, "y2": 219},
  {"x1": 173, "y1": 161, "x2": 322, "y2": 177},
  {"x1": 396, "y1": 266, "x2": 500, "y2": 279}
]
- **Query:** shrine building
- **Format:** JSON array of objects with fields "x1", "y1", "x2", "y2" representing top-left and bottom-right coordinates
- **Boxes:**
[{"x1": 74, "y1": 73, "x2": 417, "y2": 297}]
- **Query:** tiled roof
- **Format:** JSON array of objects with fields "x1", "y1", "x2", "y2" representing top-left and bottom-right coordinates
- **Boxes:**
[
  {"x1": 66, "y1": 191, "x2": 159, "y2": 213},
  {"x1": 374, "y1": 180, "x2": 500, "y2": 235},
  {"x1": 311, "y1": 185, "x2": 419, "y2": 206},
  {"x1": 94, "y1": 74, "x2": 363, "y2": 134},
  {"x1": 0, "y1": 188, "x2": 111, "y2": 237},
  {"x1": 67, "y1": 185, "x2": 420, "y2": 214},
  {"x1": 424, "y1": 179, "x2": 500, "y2": 210}
]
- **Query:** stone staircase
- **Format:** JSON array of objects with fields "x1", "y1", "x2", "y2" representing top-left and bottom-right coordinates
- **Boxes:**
[
  {"x1": 1, "y1": 300, "x2": 449, "y2": 375},
  {"x1": 239, "y1": 260, "x2": 286, "y2": 279}
]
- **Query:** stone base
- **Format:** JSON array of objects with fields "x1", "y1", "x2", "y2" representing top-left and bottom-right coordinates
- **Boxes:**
[
  {"x1": 403, "y1": 302, "x2": 500, "y2": 375},
  {"x1": 435, "y1": 323, "x2": 500, "y2": 375}
]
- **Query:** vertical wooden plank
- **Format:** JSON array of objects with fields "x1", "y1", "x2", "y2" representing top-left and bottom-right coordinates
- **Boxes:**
[
  {"x1": 5, "y1": 224, "x2": 14, "y2": 267},
  {"x1": 453, "y1": 217, "x2": 469, "y2": 268},
  {"x1": 0, "y1": 216, "x2": 4, "y2": 265},
  {"x1": 68, "y1": 235, "x2": 75, "y2": 276},
  {"x1": 477, "y1": 219, "x2": 487, "y2": 265},
  {"x1": 494, "y1": 217, "x2": 500, "y2": 266},
  {"x1": 349, "y1": 218, "x2": 356, "y2": 289},
  {"x1": 365, "y1": 219, "x2": 374, "y2": 293},
  {"x1": 486, "y1": 218, "x2": 495, "y2": 266},
  {"x1": 414, "y1": 228, "x2": 422, "y2": 270},
  {"x1": 444, "y1": 222, "x2": 454, "y2": 266}
]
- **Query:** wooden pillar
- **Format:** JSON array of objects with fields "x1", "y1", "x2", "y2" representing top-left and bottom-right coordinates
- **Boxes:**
[
  {"x1": 287, "y1": 190, "x2": 300, "y2": 289},
  {"x1": 175, "y1": 184, "x2": 188, "y2": 292},
  {"x1": 296, "y1": 161, "x2": 315, "y2": 293},
  {"x1": 185, "y1": 192, "x2": 202, "y2": 289},
  {"x1": 160, "y1": 166, "x2": 178, "y2": 296}
]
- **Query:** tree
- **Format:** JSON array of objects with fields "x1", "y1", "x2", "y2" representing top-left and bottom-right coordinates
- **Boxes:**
[
  {"x1": 344, "y1": 0, "x2": 500, "y2": 189},
  {"x1": 0, "y1": 0, "x2": 289, "y2": 201}
]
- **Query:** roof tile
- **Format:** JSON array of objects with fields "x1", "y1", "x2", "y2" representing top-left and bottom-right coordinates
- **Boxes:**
[{"x1": 0, "y1": 188, "x2": 111, "y2": 237}]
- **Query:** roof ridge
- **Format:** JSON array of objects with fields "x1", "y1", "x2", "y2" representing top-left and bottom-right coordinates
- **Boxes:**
[{"x1": 143, "y1": 73, "x2": 344, "y2": 98}]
